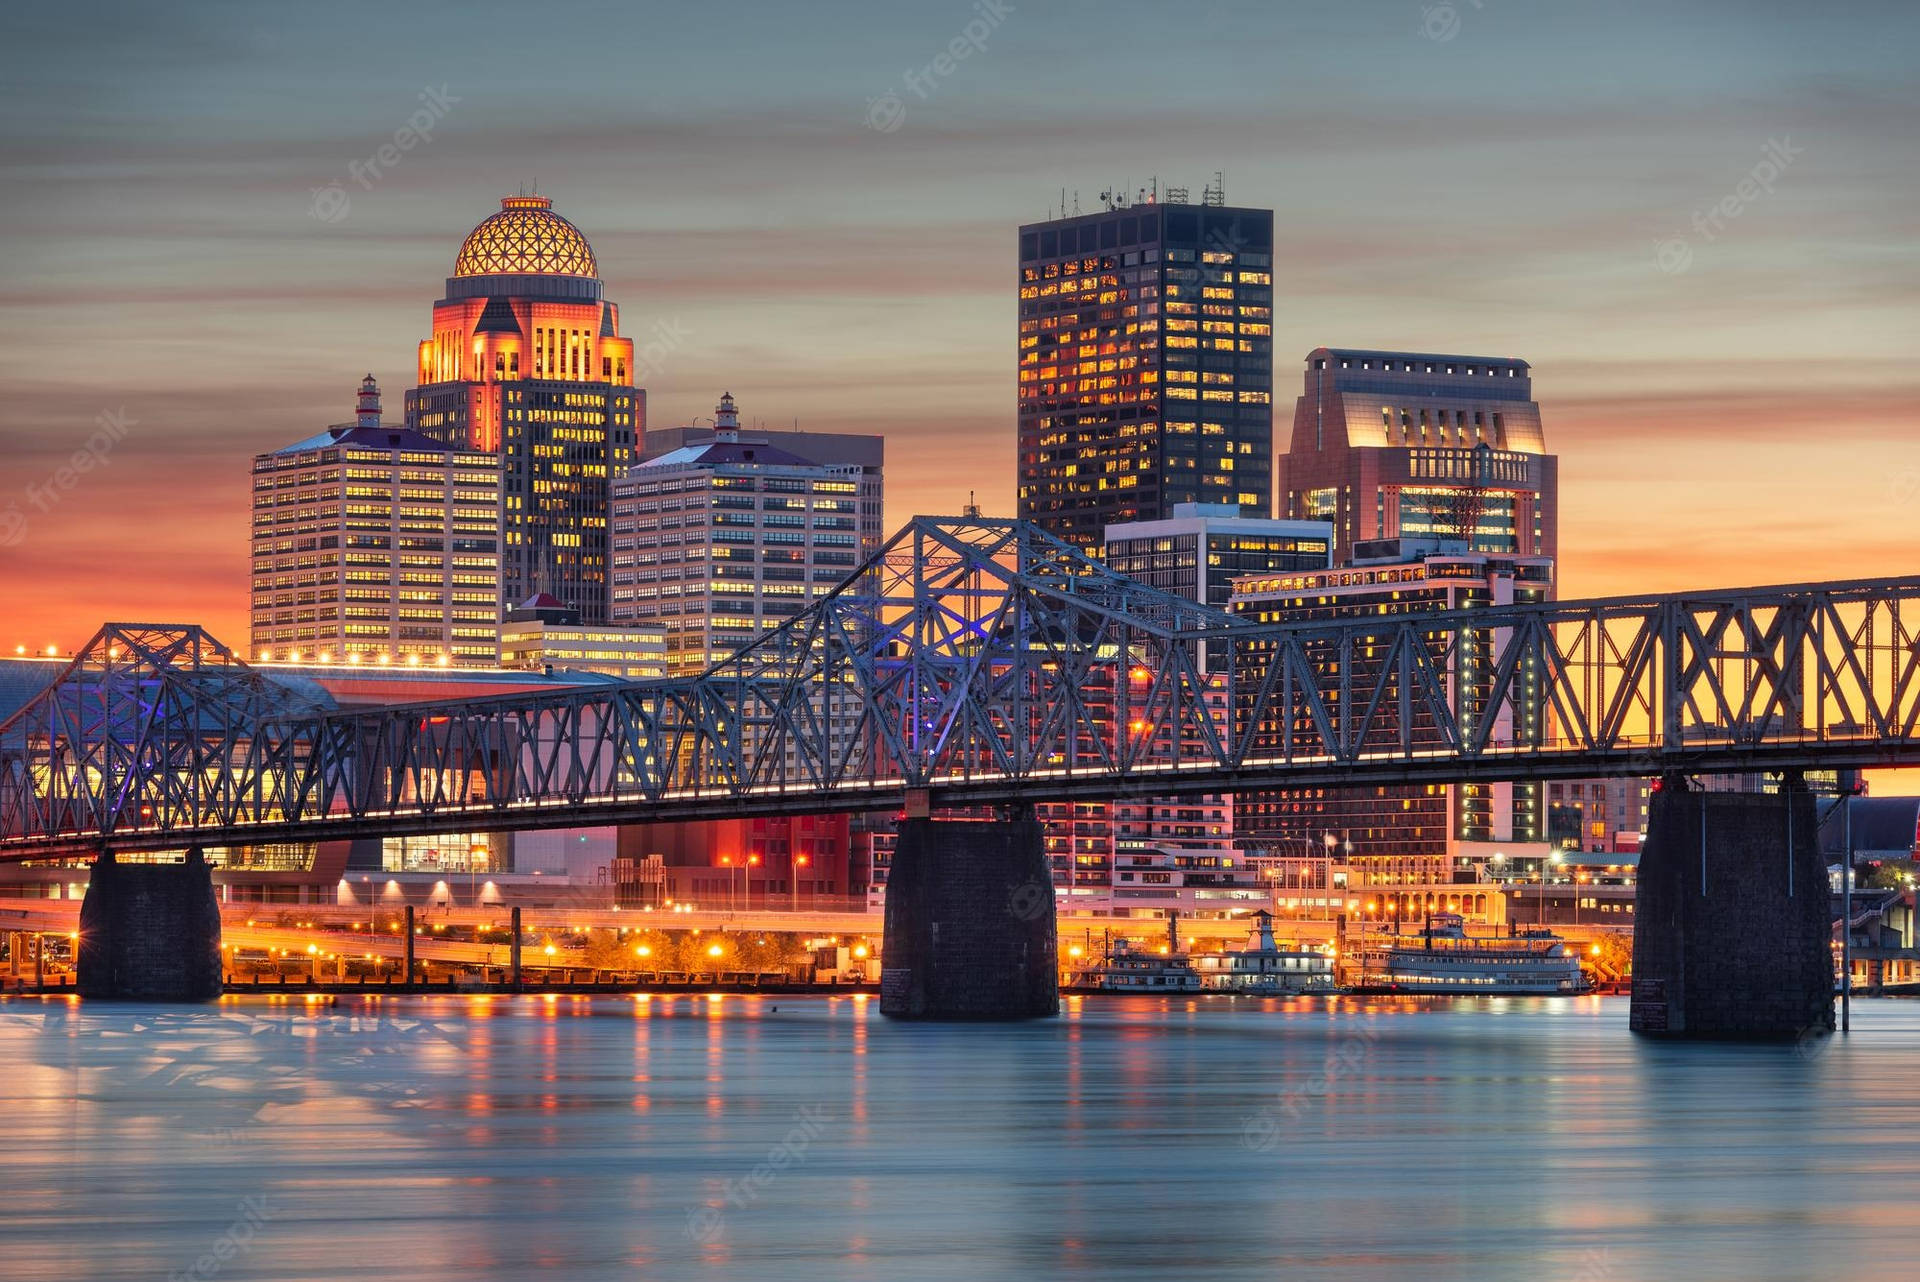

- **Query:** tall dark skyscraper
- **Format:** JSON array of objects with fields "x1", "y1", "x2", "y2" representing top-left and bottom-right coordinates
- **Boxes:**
[{"x1": 1017, "y1": 192, "x2": 1274, "y2": 549}]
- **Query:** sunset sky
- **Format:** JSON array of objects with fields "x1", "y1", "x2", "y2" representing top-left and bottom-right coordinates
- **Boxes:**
[{"x1": 1, "y1": 0, "x2": 1916, "y2": 652}]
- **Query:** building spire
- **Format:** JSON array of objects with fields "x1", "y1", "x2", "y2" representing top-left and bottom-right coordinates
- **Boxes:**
[
  {"x1": 356, "y1": 373, "x2": 382, "y2": 429},
  {"x1": 714, "y1": 391, "x2": 740, "y2": 439}
]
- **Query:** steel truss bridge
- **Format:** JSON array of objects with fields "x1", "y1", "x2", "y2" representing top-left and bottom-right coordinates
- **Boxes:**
[{"x1": 3, "y1": 517, "x2": 1919, "y2": 861}]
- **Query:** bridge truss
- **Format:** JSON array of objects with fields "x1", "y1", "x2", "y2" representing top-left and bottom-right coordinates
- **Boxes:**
[{"x1": 3, "y1": 518, "x2": 1919, "y2": 859}]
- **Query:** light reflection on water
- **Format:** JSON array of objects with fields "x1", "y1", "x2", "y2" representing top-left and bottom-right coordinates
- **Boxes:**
[{"x1": 2, "y1": 993, "x2": 1917, "y2": 1281}]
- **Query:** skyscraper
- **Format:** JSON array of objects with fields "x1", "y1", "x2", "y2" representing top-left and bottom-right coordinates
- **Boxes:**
[
  {"x1": 1275, "y1": 348, "x2": 1556, "y2": 569},
  {"x1": 1017, "y1": 192, "x2": 1275, "y2": 549},
  {"x1": 404, "y1": 195, "x2": 642, "y2": 622},
  {"x1": 250, "y1": 376, "x2": 502, "y2": 665},
  {"x1": 608, "y1": 393, "x2": 876, "y2": 673}
]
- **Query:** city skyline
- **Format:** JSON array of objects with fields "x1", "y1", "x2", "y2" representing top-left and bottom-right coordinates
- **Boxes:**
[
  {"x1": 3, "y1": 0, "x2": 1918, "y2": 651},
  {"x1": 5, "y1": 9, "x2": 1920, "y2": 1279}
]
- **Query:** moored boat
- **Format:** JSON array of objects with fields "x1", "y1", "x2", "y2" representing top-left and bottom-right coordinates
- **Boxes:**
[
  {"x1": 1192, "y1": 910, "x2": 1338, "y2": 994},
  {"x1": 1362, "y1": 913, "x2": 1589, "y2": 995}
]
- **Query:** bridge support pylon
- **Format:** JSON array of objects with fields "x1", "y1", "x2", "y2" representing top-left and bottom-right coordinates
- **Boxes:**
[
  {"x1": 77, "y1": 847, "x2": 223, "y2": 1002},
  {"x1": 880, "y1": 809, "x2": 1058, "y2": 1021},
  {"x1": 1629, "y1": 776, "x2": 1833, "y2": 1039}
]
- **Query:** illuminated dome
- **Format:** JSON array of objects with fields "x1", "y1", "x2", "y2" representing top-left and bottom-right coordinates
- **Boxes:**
[{"x1": 453, "y1": 195, "x2": 598, "y2": 279}]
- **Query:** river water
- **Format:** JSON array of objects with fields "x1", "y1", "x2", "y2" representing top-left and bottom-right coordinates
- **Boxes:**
[{"x1": 2, "y1": 993, "x2": 1916, "y2": 1281}]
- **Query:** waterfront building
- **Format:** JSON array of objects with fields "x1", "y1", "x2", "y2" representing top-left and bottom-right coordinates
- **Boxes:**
[
  {"x1": 616, "y1": 815, "x2": 852, "y2": 910},
  {"x1": 1018, "y1": 189, "x2": 1275, "y2": 549},
  {"x1": 1058, "y1": 506, "x2": 1333, "y2": 914},
  {"x1": 1548, "y1": 777, "x2": 1653, "y2": 855},
  {"x1": 404, "y1": 194, "x2": 642, "y2": 622},
  {"x1": 1230, "y1": 538, "x2": 1557, "y2": 921},
  {"x1": 1276, "y1": 347, "x2": 1556, "y2": 568},
  {"x1": 250, "y1": 376, "x2": 501, "y2": 666},
  {"x1": 609, "y1": 393, "x2": 874, "y2": 673},
  {"x1": 497, "y1": 593, "x2": 668, "y2": 679}
]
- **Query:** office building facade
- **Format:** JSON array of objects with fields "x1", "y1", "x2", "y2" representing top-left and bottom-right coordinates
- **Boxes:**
[
  {"x1": 645, "y1": 421, "x2": 884, "y2": 553},
  {"x1": 1230, "y1": 541, "x2": 1556, "y2": 895},
  {"x1": 1018, "y1": 196, "x2": 1275, "y2": 548},
  {"x1": 250, "y1": 376, "x2": 502, "y2": 665},
  {"x1": 404, "y1": 195, "x2": 642, "y2": 622},
  {"x1": 1277, "y1": 348, "x2": 1555, "y2": 569},
  {"x1": 498, "y1": 593, "x2": 668, "y2": 680},
  {"x1": 609, "y1": 394, "x2": 874, "y2": 673}
]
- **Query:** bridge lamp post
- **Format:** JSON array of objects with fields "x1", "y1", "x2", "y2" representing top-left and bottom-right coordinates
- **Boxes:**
[{"x1": 747, "y1": 855, "x2": 761, "y2": 911}]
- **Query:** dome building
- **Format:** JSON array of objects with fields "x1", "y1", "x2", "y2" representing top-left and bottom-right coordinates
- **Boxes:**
[{"x1": 404, "y1": 194, "x2": 642, "y2": 626}]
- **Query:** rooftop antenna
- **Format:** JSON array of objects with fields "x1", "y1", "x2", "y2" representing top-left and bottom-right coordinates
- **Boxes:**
[{"x1": 1202, "y1": 170, "x2": 1226, "y2": 206}]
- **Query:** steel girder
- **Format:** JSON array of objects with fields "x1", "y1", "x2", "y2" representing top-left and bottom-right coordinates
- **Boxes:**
[{"x1": 3, "y1": 519, "x2": 1920, "y2": 859}]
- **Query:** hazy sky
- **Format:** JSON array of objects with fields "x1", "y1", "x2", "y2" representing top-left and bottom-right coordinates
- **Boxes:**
[{"x1": 1, "y1": 0, "x2": 1916, "y2": 649}]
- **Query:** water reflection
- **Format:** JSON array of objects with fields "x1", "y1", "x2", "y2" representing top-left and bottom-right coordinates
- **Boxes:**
[{"x1": 0, "y1": 994, "x2": 1916, "y2": 1280}]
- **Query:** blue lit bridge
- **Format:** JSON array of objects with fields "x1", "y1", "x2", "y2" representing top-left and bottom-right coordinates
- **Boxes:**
[
  {"x1": 3, "y1": 517, "x2": 1915, "y2": 1029},
  {"x1": 3, "y1": 516, "x2": 1919, "y2": 860}
]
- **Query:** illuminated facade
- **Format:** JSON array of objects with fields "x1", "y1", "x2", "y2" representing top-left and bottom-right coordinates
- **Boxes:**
[
  {"x1": 250, "y1": 376, "x2": 502, "y2": 665},
  {"x1": 1230, "y1": 543, "x2": 1555, "y2": 878},
  {"x1": 1277, "y1": 347, "x2": 1556, "y2": 569},
  {"x1": 1018, "y1": 197, "x2": 1274, "y2": 549},
  {"x1": 1104, "y1": 502, "x2": 1331, "y2": 674},
  {"x1": 645, "y1": 422, "x2": 884, "y2": 554},
  {"x1": 609, "y1": 394, "x2": 874, "y2": 673},
  {"x1": 404, "y1": 195, "x2": 642, "y2": 623},
  {"x1": 498, "y1": 593, "x2": 668, "y2": 679},
  {"x1": 1069, "y1": 504, "x2": 1334, "y2": 914}
]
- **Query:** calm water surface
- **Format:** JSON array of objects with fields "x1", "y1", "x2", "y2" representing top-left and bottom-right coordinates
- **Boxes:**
[{"x1": 2, "y1": 993, "x2": 1917, "y2": 1281}]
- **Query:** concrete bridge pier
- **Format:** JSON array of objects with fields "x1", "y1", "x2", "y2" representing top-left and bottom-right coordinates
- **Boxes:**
[
  {"x1": 880, "y1": 809, "x2": 1059, "y2": 1021},
  {"x1": 1630, "y1": 776, "x2": 1833, "y2": 1039},
  {"x1": 77, "y1": 847, "x2": 223, "y2": 1001}
]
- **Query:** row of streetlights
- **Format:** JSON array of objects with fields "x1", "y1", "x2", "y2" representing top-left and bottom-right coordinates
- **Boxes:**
[{"x1": 256, "y1": 649, "x2": 453, "y2": 667}]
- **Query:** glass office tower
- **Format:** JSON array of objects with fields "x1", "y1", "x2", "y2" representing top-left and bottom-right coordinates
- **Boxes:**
[{"x1": 1018, "y1": 196, "x2": 1274, "y2": 550}]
